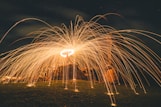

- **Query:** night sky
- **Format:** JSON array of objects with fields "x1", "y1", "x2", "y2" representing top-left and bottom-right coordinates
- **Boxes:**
[{"x1": 0, "y1": 0, "x2": 161, "y2": 56}]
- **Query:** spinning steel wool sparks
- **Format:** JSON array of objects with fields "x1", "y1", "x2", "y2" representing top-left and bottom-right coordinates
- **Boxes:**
[{"x1": 0, "y1": 14, "x2": 160, "y2": 106}]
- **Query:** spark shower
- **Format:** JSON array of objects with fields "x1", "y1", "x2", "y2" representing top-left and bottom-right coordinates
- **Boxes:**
[{"x1": 0, "y1": 14, "x2": 160, "y2": 106}]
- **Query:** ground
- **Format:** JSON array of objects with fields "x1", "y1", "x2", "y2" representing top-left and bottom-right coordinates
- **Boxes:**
[{"x1": 0, "y1": 80, "x2": 160, "y2": 107}]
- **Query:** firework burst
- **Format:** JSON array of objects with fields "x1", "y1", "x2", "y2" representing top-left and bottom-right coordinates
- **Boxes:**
[{"x1": 0, "y1": 14, "x2": 161, "y2": 106}]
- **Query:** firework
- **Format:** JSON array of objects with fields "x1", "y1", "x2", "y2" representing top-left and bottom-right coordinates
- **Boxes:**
[{"x1": 0, "y1": 14, "x2": 160, "y2": 106}]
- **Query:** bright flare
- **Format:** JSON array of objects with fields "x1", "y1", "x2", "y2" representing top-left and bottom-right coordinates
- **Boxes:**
[{"x1": 60, "y1": 49, "x2": 75, "y2": 57}]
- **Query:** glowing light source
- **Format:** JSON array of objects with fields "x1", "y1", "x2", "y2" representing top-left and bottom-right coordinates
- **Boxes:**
[{"x1": 60, "y1": 49, "x2": 74, "y2": 57}]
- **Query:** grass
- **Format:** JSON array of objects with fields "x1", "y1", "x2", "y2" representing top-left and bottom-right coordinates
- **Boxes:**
[{"x1": 0, "y1": 80, "x2": 160, "y2": 107}]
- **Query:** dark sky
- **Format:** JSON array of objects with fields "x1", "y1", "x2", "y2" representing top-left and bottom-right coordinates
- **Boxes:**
[{"x1": 0, "y1": 0, "x2": 160, "y2": 55}]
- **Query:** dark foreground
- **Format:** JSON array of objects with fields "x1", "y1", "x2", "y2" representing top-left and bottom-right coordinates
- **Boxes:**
[{"x1": 0, "y1": 80, "x2": 160, "y2": 107}]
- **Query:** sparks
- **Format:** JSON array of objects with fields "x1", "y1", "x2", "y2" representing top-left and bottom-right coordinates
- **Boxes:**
[{"x1": 0, "y1": 14, "x2": 160, "y2": 106}]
